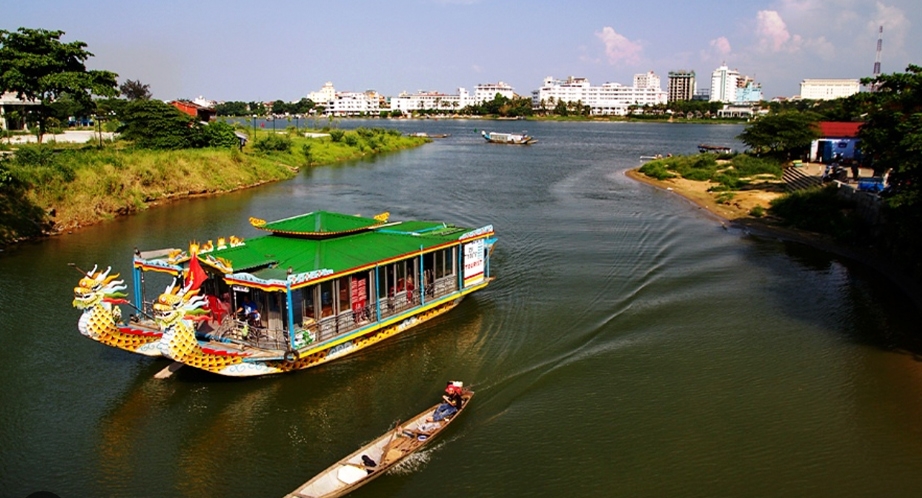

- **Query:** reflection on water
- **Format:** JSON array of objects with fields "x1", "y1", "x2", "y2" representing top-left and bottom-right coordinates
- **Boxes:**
[{"x1": 2, "y1": 121, "x2": 922, "y2": 497}]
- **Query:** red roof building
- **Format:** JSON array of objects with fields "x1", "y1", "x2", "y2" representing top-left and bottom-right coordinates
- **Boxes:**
[
  {"x1": 170, "y1": 100, "x2": 216, "y2": 122},
  {"x1": 817, "y1": 121, "x2": 862, "y2": 138},
  {"x1": 811, "y1": 121, "x2": 864, "y2": 163}
]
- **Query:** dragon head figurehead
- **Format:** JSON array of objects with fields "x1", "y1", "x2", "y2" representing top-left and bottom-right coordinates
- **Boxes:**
[
  {"x1": 73, "y1": 265, "x2": 128, "y2": 311},
  {"x1": 153, "y1": 279, "x2": 208, "y2": 330}
]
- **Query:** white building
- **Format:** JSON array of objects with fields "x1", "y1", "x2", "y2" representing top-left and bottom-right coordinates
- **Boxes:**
[
  {"x1": 473, "y1": 82, "x2": 515, "y2": 104},
  {"x1": 390, "y1": 88, "x2": 470, "y2": 114},
  {"x1": 710, "y1": 64, "x2": 740, "y2": 103},
  {"x1": 327, "y1": 90, "x2": 381, "y2": 116},
  {"x1": 307, "y1": 82, "x2": 337, "y2": 105},
  {"x1": 633, "y1": 71, "x2": 661, "y2": 90},
  {"x1": 531, "y1": 74, "x2": 667, "y2": 116},
  {"x1": 799, "y1": 79, "x2": 861, "y2": 100}
]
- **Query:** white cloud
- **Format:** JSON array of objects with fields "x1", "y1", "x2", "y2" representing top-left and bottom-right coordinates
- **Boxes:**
[
  {"x1": 710, "y1": 37, "x2": 732, "y2": 56},
  {"x1": 756, "y1": 10, "x2": 798, "y2": 52},
  {"x1": 595, "y1": 27, "x2": 642, "y2": 65}
]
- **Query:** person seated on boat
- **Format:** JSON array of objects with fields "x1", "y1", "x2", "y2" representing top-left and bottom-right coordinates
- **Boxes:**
[
  {"x1": 429, "y1": 383, "x2": 463, "y2": 422},
  {"x1": 405, "y1": 276, "x2": 415, "y2": 303},
  {"x1": 236, "y1": 297, "x2": 260, "y2": 326}
]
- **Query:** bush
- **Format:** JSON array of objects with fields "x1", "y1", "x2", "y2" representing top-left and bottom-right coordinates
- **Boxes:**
[
  {"x1": 117, "y1": 99, "x2": 197, "y2": 149},
  {"x1": 731, "y1": 155, "x2": 782, "y2": 178},
  {"x1": 253, "y1": 133, "x2": 292, "y2": 153},
  {"x1": 749, "y1": 205, "x2": 765, "y2": 217},
  {"x1": 329, "y1": 129, "x2": 345, "y2": 142},
  {"x1": 769, "y1": 185, "x2": 867, "y2": 241},
  {"x1": 13, "y1": 144, "x2": 56, "y2": 167},
  {"x1": 639, "y1": 161, "x2": 675, "y2": 180},
  {"x1": 202, "y1": 121, "x2": 240, "y2": 148}
]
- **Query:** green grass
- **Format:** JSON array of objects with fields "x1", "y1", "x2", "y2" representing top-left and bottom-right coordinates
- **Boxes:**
[
  {"x1": 639, "y1": 153, "x2": 782, "y2": 191},
  {"x1": 0, "y1": 128, "x2": 426, "y2": 239}
]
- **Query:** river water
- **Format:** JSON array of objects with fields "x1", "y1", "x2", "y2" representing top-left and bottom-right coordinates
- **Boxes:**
[{"x1": 2, "y1": 121, "x2": 921, "y2": 498}]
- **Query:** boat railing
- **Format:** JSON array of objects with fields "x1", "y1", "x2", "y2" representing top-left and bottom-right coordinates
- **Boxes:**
[
  {"x1": 287, "y1": 278, "x2": 464, "y2": 351},
  {"x1": 219, "y1": 318, "x2": 289, "y2": 351}
]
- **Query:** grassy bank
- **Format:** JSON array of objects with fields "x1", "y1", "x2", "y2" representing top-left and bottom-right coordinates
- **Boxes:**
[{"x1": 0, "y1": 127, "x2": 427, "y2": 245}]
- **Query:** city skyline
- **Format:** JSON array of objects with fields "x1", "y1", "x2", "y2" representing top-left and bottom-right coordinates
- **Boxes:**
[{"x1": 4, "y1": 0, "x2": 917, "y2": 102}]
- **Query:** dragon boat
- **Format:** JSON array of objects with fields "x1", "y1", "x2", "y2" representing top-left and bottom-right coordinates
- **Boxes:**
[
  {"x1": 73, "y1": 265, "x2": 165, "y2": 356},
  {"x1": 138, "y1": 210, "x2": 496, "y2": 377}
]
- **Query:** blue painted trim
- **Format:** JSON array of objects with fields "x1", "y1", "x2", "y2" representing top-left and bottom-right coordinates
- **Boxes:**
[
  {"x1": 286, "y1": 281, "x2": 296, "y2": 351},
  {"x1": 132, "y1": 264, "x2": 142, "y2": 311},
  {"x1": 457, "y1": 243, "x2": 463, "y2": 290}
]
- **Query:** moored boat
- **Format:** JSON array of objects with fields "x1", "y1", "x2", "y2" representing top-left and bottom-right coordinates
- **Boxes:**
[
  {"x1": 285, "y1": 382, "x2": 473, "y2": 498},
  {"x1": 698, "y1": 143, "x2": 732, "y2": 154},
  {"x1": 481, "y1": 130, "x2": 536, "y2": 145},
  {"x1": 140, "y1": 210, "x2": 496, "y2": 377}
]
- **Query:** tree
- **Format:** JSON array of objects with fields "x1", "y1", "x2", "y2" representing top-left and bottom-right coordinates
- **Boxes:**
[
  {"x1": 858, "y1": 65, "x2": 922, "y2": 206},
  {"x1": 117, "y1": 99, "x2": 197, "y2": 149},
  {"x1": 737, "y1": 111, "x2": 821, "y2": 159},
  {"x1": 856, "y1": 65, "x2": 922, "y2": 281},
  {"x1": 119, "y1": 79, "x2": 151, "y2": 100},
  {"x1": 0, "y1": 28, "x2": 118, "y2": 142}
]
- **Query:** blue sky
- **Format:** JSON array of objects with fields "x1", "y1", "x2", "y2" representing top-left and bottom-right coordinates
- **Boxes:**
[{"x1": 4, "y1": 0, "x2": 918, "y2": 102}]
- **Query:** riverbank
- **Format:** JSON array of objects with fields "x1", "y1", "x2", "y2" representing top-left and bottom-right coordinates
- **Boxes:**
[
  {"x1": 625, "y1": 167, "x2": 922, "y2": 309},
  {"x1": 0, "y1": 128, "x2": 427, "y2": 246}
]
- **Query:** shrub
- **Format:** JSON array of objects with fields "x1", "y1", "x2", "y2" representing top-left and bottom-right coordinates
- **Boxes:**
[
  {"x1": 731, "y1": 155, "x2": 782, "y2": 178},
  {"x1": 13, "y1": 144, "x2": 56, "y2": 167},
  {"x1": 329, "y1": 129, "x2": 345, "y2": 142},
  {"x1": 639, "y1": 161, "x2": 675, "y2": 180},
  {"x1": 253, "y1": 133, "x2": 292, "y2": 153},
  {"x1": 715, "y1": 192, "x2": 735, "y2": 204},
  {"x1": 202, "y1": 121, "x2": 240, "y2": 148},
  {"x1": 117, "y1": 99, "x2": 197, "y2": 149},
  {"x1": 769, "y1": 185, "x2": 866, "y2": 241},
  {"x1": 749, "y1": 205, "x2": 765, "y2": 217}
]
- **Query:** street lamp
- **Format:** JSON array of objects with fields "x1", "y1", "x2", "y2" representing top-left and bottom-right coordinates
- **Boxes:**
[{"x1": 252, "y1": 114, "x2": 256, "y2": 143}]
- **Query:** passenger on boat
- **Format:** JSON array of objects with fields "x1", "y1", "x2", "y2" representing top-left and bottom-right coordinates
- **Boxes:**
[
  {"x1": 430, "y1": 383, "x2": 463, "y2": 422},
  {"x1": 236, "y1": 297, "x2": 261, "y2": 325},
  {"x1": 405, "y1": 276, "x2": 415, "y2": 303}
]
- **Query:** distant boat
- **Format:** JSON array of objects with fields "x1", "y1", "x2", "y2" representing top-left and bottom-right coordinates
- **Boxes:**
[
  {"x1": 407, "y1": 132, "x2": 450, "y2": 138},
  {"x1": 698, "y1": 144, "x2": 732, "y2": 154},
  {"x1": 284, "y1": 382, "x2": 473, "y2": 498},
  {"x1": 481, "y1": 130, "x2": 537, "y2": 145}
]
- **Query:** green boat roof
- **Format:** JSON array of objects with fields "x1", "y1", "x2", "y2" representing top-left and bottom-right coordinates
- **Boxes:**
[
  {"x1": 250, "y1": 210, "x2": 386, "y2": 237},
  {"x1": 174, "y1": 212, "x2": 493, "y2": 289}
]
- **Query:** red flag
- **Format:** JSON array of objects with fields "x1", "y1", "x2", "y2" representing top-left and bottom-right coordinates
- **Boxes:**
[{"x1": 187, "y1": 252, "x2": 207, "y2": 291}]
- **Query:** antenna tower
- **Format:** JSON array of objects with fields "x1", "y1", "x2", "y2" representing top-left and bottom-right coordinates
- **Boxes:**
[{"x1": 873, "y1": 26, "x2": 883, "y2": 77}]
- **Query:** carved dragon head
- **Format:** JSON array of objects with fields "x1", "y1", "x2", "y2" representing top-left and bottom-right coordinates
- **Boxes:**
[
  {"x1": 152, "y1": 279, "x2": 208, "y2": 329},
  {"x1": 73, "y1": 265, "x2": 128, "y2": 311}
]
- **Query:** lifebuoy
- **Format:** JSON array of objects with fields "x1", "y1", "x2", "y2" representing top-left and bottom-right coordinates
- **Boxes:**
[{"x1": 284, "y1": 351, "x2": 297, "y2": 363}]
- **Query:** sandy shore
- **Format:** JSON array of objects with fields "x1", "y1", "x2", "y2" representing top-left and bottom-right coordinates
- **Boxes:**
[{"x1": 625, "y1": 168, "x2": 922, "y2": 309}]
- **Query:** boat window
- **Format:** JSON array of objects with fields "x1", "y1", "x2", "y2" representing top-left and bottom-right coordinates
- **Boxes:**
[
  {"x1": 292, "y1": 288, "x2": 305, "y2": 325},
  {"x1": 320, "y1": 280, "x2": 334, "y2": 317},
  {"x1": 395, "y1": 260, "x2": 406, "y2": 292},
  {"x1": 302, "y1": 285, "x2": 316, "y2": 321},
  {"x1": 338, "y1": 276, "x2": 350, "y2": 314}
]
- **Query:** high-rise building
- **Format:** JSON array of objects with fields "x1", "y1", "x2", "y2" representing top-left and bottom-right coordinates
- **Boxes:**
[
  {"x1": 709, "y1": 64, "x2": 740, "y2": 103},
  {"x1": 667, "y1": 70, "x2": 696, "y2": 102}
]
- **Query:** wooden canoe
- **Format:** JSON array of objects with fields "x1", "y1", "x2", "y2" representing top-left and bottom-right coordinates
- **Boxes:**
[{"x1": 285, "y1": 388, "x2": 473, "y2": 498}]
